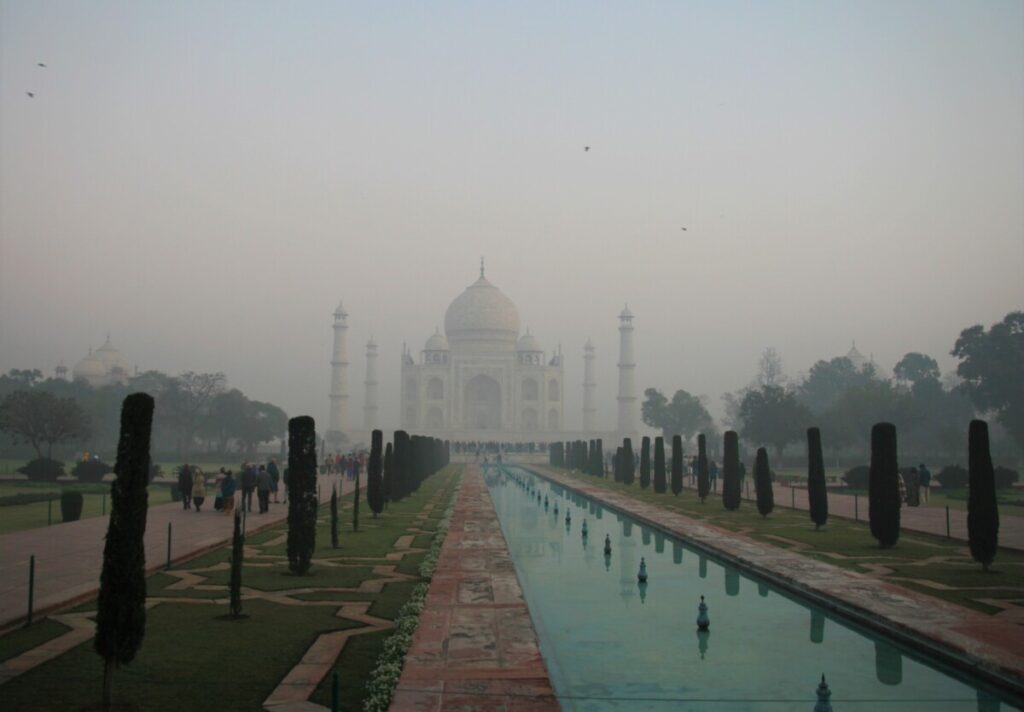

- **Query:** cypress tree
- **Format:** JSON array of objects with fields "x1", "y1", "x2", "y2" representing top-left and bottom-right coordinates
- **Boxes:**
[
  {"x1": 968, "y1": 420, "x2": 999, "y2": 571},
  {"x1": 382, "y1": 442, "x2": 393, "y2": 507},
  {"x1": 229, "y1": 509, "x2": 244, "y2": 617},
  {"x1": 595, "y1": 439, "x2": 604, "y2": 477},
  {"x1": 807, "y1": 427, "x2": 828, "y2": 531},
  {"x1": 613, "y1": 447, "x2": 623, "y2": 482},
  {"x1": 330, "y1": 485, "x2": 339, "y2": 548},
  {"x1": 639, "y1": 436, "x2": 651, "y2": 489},
  {"x1": 393, "y1": 430, "x2": 410, "y2": 500},
  {"x1": 286, "y1": 416, "x2": 318, "y2": 575},
  {"x1": 622, "y1": 438, "x2": 635, "y2": 485},
  {"x1": 352, "y1": 457, "x2": 361, "y2": 532},
  {"x1": 754, "y1": 447, "x2": 774, "y2": 518},
  {"x1": 95, "y1": 393, "x2": 153, "y2": 709},
  {"x1": 868, "y1": 422, "x2": 900, "y2": 549},
  {"x1": 722, "y1": 431, "x2": 741, "y2": 511},
  {"x1": 697, "y1": 434, "x2": 710, "y2": 502},
  {"x1": 653, "y1": 437, "x2": 666, "y2": 493},
  {"x1": 367, "y1": 430, "x2": 384, "y2": 518},
  {"x1": 671, "y1": 435, "x2": 683, "y2": 495}
]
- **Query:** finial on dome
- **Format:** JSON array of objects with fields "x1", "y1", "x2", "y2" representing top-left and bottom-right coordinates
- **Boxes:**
[{"x1": 480, "y1": 256, "x2": 485, "y2": 278}]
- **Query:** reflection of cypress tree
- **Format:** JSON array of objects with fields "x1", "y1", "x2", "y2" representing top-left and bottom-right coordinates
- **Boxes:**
[
  {"x1": 722, "y1": 431, "x2": 741, "y2": 510},
  {"x1": 697, "y1": 434, "x2": 710, "y2": 502},
  {"x1": 653, "y1": 437, "x2": 667, "y2": 494},
  {"x1": 671, "y1": 435, "x2": 683, "y2": 495},
  {"x1": 623, "y1": 521, "x2": 633, "y2": 538},
  {"x1": 655, "y1": 532, "x2": 664, "y2": 553},
  {"x1": 874, "y1": 641, "x2": 903, "y2": 686},
  {"x1": 755, "y1": 448, "x2": 774, "y2": 518},
  {"x1": 673, "y1": 542, "x2": 682, "y2": 564},
  {"x1": 976, "y1": 688, "x2": 1002, "y2": 712},
  {"x1": 810, "y1": 609, "x2": 825, "y2": 644},
  {"x1": 641, "y1": 529, "x2": 651, "y2": 546},
  {"x1": 725, "y1": 569, "x2": 739, "y2": 596},
  {"x1": 968, "y1": 420, "x2": 999, "y2": 571},
  {"x1": 757, "y1": 583, "x2": 768, "y2": 598},
  {"x1": 807, "y1": 427, "x2": 829, "y2": 530},
  {"x1": 869, "y1": 423, "x2": 901, "y2": 548},
  {"x1": 639, "y1": 436, "x2": 651, "y2": 489},
  {"x1": 699, "y1": 555, "x2": 707, "y2": 579}
]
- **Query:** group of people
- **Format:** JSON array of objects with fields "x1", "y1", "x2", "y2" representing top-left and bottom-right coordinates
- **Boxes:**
[
  {"x1": 322, "y1": 452, "x2": 365, "y2": 480},
  {"x1": 176, "y1": 459, "x2": 282, "y2": 515}
]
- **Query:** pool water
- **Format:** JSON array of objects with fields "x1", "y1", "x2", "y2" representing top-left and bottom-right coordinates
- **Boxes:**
[{"x1": 486, "y1": 465, "x2": 1019, "y2": 711}]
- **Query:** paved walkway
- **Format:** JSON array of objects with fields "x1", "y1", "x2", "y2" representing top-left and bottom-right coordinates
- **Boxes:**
[
  {"x1": 391, "y1": 465, "x2": 558, "y2": 711},
  {"x1": 533, "y1": 465, "x2": 1024, "y2": 697},
  {"x1": 0, "y1": 474, "x2": 353, "y2": 631}
]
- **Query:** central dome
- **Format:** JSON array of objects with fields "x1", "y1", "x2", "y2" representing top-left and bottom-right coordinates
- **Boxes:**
[{"x1": 444, "y1": 274, "x2": 520, "y2": 347}]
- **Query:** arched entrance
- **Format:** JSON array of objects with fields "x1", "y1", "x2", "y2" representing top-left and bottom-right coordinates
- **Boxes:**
[{"x1": 464, "y1": 374, "x2": 502, "y2": 430}]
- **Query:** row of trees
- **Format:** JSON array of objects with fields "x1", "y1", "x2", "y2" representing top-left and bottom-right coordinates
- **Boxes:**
[{"x1": 0, "y1": 369, "x2": 287, "y2": 459}]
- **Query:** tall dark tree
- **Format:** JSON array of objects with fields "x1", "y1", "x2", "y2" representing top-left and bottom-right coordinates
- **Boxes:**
[
  {"x1": 367, "y1": 430, "x2": 384, "y2": 518},
  {"x1": 653, "y1": 436, "x2": 666, "y2": 493},
  {"x1": 352, "y1": 457, "x2": 361, "y2": 532},
  {"x1": 807, "y1": 427, "x2": 828, "y2": 530},
  {"x1": 382, "y1": 442, "x2": 394, "y2": 506},
  {"x1": 393, "y1": 430, "x2": 410, "y2": 500},
  {"x1": 95, "y1": 393, "x2": 153, "y2": 709},
  {"x1": 754, "y1": 447, "x2": 774, "y2": 518},
  {"x1": 868, "y1": 422, "x2": 901, "y2": 548},
  {"x1": 286, "y1": 416, "x2": 318, "y2": 574},
  {"x1": 722, "y1": 431, "x2": 741, "y2": 511},
  {"x1": 595, "y1": 438, "x2": 604, "y2": 477},
  {"x1": 639, "y1": 436, "x2": 651, "y2": 489},
  {"x1": 967, "y1": 420, "x2": 999, "y2": 571},
  {"x1": 229, "y1": 510, "x2": 244, "y2": 617},
  {"x1": 697, "y1": 434, "x2": 710, "y2": 502},
  {"x1": 622, "y1": 438, "x2": 635, "y2": 485},
  {"x1": 330, "y1": 485, "x2": 339, "y2": 548},
  {"x1": 671, "y1": 435, "x2": 683, "y2": 495}
]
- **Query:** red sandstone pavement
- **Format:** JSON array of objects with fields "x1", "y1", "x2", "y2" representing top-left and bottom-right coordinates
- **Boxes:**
[
  {"x1": 391, "y1": 465, "x2": 558, "y2": 711},
  {"x1": 0, "y1": 474, "x2": 354, "y2": 632},
  {"x1": 533, "y1": 465, "x2": 1024, "y2": 697}
]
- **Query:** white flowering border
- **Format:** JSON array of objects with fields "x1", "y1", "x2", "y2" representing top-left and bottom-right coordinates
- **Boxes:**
[{"x1": 362, "y1": 479, "x2": 460, "y2": 711}]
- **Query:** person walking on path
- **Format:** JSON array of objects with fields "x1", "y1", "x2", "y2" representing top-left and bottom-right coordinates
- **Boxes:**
[
  {"x1": 222, "y1": 470, "x2": 237, "y2": 515},
  {"x1": 178, "y1": 464, "x2": 193, "y2": 510},
  {"x1": 192, "y1": 468, "x2": 206, "y2": 512},
  {"x1": 268, "y1": 458, "x2": 280, "y2": 503},
  {"x1": 241, "y1": 463, "x2": 257, "y2": 513},
  {"x1": 256, "y1": 465, "x2": 271, "y2": 513},
  {"x1": 919, "y1": 463, "x2": 931, "y2": 503}
]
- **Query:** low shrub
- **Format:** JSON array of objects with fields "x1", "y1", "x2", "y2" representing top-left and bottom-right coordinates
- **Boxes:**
[
  {"x1": 17, "y1": 458, "x2": 65, "y2": 483},
  {"x1": 72, "y1": 459, "x2": 113, "y2": 483},
  {"x1": 937, "y1": 465, "x2": 968, "y2": 490},
  {"x1": 61, "y1": 490, "x2": 84, "y2": 522},
  {"x1": 994, "y1": 466, "x2": 1019, "y2": 490},
  {"x1": 842, "y1": 465, "x2": 869, "y2": 490},
  {"x1": 149, "y1": 464, "x2": 162, "y2": 483},
  {"x1": 0, "y1": 492, "x2": 58, "y2": 507}
]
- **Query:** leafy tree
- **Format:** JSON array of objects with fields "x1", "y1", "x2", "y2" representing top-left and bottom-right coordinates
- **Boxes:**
[
  {"x1": 0, "y1": 390, "x2": 91, "y2": 459},
  {"x1": 807, "y1": 427, "x2": 828, "y2": 530},
  {"x1": 757, "y1": 347, "x2": 786, "y2": 387},
  {"x1": 229, "y1": 510, "x2": 244, "y2": 617},
  {"x1": 160, "y1": 372, "x2": 226, "y2": 456},
  {"x1": 95, "y1": 393, "x2": 153, "y2": 709},
  {"x1": 722, "y1": 431, "x2": 741, "y2": 510},
  {"x1": 893, "y1": 352, "x2": 940, "y2": 386},
  {"x1": 653, "y1": 436, "x2": 666, "y2": 493},
  {"x1": 797, "y1": 357, "x2": 876, "y2": 414},
  {"x1": 952, "y1": 311, "x2": 1024, "y2": 451},
  {"x1": 286, "y1": 416, "x2": 318, "y2": 575},
  {"x1": 823, "y1": 379, "x2": 916, "y2": 451},
  {"x1": 739, "y1": 385, "x2": 811, "y2": 463},
  {"x1": 754, "y1": 447, "x2": 774, "y2": 518},
  {"x1": 697, "y1": 434, "x2": 709, "y2": 502},
  {"x1": 367, "y1": 429, "x2": 384, "y2": 517},
  {"x1": 967, "y1": 420, "x2": 999, "y2": 570},
  {"x1": 869, "y1": 423, "x2": 901, "y2": 548},
  {"x1": 642, "y1": 388, "x2": 714, "y2": 444},
  {"x1": 671, "y1": 435, "x2": 683, "y2": 495},
  {"x1": 639, "y1": 436, "x2": 651, "y2": 489}
]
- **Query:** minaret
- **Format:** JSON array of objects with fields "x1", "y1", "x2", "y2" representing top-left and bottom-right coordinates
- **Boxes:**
[
  {"x1": 616, "y1": 305, "x2": 637, "y2": 435},
  {"x1": 363, "y1": 337, "x2": 379, "y2": 431},
  {"x1": 328, "y1": 301, "x2": 349, "y2": 443},
  {"x1": 582, "y1": 339, "x2": 596, "y2": 432}
]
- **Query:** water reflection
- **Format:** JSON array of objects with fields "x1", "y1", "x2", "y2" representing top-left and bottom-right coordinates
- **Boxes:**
[
  {"x1": 725, "y1": 569, "x2": 740, "y2": 597},
  {"x1": 642, "y1": 529, "x2": 651, "y2": 546},
  {"x1": 699, "y1": 554, "x2": 707, "y2": 579},
  {"x1": 697, "y1": 630, "x2": 710, "y2": 661},
  {"x1": 810, "y1": 609, "x2": 825, "y2": 644},
  {"x1": 875, "y1": 641, "x2": 903, "y2": 685},
  {"x1": 758, "y1": 583, "x2": 769, "y2": 598},
  {"x1": 673, "y1": 542, "x2": 682, "y2": 565},
  {"x1": 655, "y1": 532, "x2": 665, "y2": 554},
  {"x1": 623, "y1": 521, "x2": 633, "y2": 538},
  {"x1": 978, "y1": 689, "x2": 1002, "y2": 711},
  {"x1": 638, "y1": 581, "x2": 648, "y2": 604}
]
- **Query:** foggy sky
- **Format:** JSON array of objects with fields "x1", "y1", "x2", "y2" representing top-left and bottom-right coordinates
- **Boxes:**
[{"x1": 2, "y1": 1, "x2": 1022, "y2": 433}]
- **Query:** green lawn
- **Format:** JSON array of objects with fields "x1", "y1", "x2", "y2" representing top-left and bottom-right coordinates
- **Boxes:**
[
  {"x1": 0, "y1": 483, "x2": 174, "y2": 535},
  {"x1": 545, "y1": 465, "x2": 1024, "y2": 615},
  {"x1": 0, "y1": 465, "x2": 461, "y2": 711}
]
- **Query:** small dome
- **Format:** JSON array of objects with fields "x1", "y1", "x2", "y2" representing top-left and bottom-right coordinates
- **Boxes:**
[
  {"x1": 72, "y1": 351, "x2": 107, "y2": 381},
  {"x1": 444, "y1": 273, "x2": 520, "y2": 346},
  {"x1": 845, "y1": 341, "x2": 868, "y2": 370},
  {"x1": 516, "y1": 329, "x2": 543, "y2": 352},
  {"x1": 425, "y1": 328, "x2": 449, "y2": 351},
  {"x1": 94, "y1": 336, "x2": 131, "y2": 376}
]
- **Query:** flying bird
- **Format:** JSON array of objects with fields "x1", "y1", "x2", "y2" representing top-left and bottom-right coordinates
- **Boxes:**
[
  {"x1": 26, "y1": 92, "x2": 35, "y2": 98},
  {"x1": 38, "y1": 63, "x2": 47, "y2": 68},
  {"x1": 584, "y1": 146, "x2": 590, "y2": 152},
  {"x1": 681, "y1": 227, "x2": 687, "y2": 231}
]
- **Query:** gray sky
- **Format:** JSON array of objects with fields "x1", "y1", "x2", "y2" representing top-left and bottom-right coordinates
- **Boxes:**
[{"x1": 2, "y1": 1, "x2": 1022, "y2": 432}]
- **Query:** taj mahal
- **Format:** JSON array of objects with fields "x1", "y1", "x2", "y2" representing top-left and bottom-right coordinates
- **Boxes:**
[{"x1": 325, "y1": 263, "x2": 639, "y2": 445}]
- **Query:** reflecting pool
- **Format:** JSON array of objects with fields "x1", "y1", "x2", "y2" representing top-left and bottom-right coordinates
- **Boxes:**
[{"x1": 486, "y1": 465, "x2": 1020, "y2": 711}]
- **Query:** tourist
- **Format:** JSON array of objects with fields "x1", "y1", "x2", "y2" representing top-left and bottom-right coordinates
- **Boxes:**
[
  {"x1": 178, "y1": 463, "x2": 193, "y2": 510},
  {"x1": 222, "y1": 470, "x2": 237, "y2": 515},
  {"x1": 268, "y1": 458, "x2": 280, "y2": 503},
  {"x1": 213, "y1": 468, "x2": 225, "y2": 511},
  {"x1": 256, "y1": 465, "x2": 271, "y2": 513},
  {"x1": 709, "y1": 460, "x2": 719, "y2": 492},
  {"x1": 192, "y1": 468, "x2": 206, "y2": 512},
  {"x1": 919, "y1": 463, "x2": 931, "y2": 503},
  {"x1": 241, "y1": 463, "x2": 257, "y2": 513}
]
